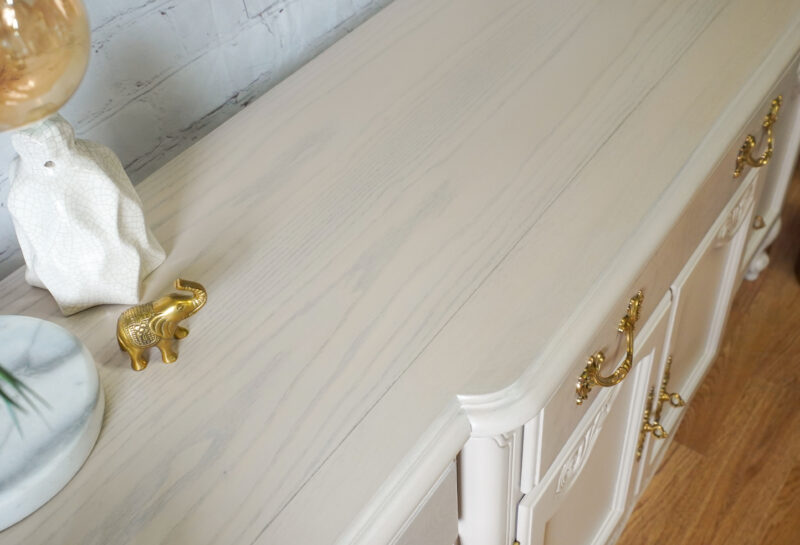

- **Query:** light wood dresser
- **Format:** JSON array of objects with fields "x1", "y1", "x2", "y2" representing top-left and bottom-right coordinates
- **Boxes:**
[{"x1": 2, "y1": 1, "x2": 800, "y2": 544}]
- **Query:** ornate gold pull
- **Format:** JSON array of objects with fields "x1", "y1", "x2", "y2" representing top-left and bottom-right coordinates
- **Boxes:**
[
  {"x1": 753, "y1": 215, "x2": 766, "y2": 230},
  {"x1": 733, "y1": 96, "x2": 781, "y2": 178},
  {"x1": 636, "y1": 356, "x2": 685, "y2": 459},
  {"x1": 576, "y1": 291, "x2": 643, "y2": 405}
]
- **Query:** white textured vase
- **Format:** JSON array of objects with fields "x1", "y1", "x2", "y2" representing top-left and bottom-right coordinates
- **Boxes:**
[{"x1": 7, "y1": 114, "x2": 165, "y2": 315}]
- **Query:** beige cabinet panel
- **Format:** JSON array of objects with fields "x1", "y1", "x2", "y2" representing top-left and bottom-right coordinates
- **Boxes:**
[
  {"x1": 392, "y1": 463, "x2": 458, "y2": 545},
  {"x1": 516, "y1": 293, "x2": 671, "y2": 545},
  {"x1": 665, "y1": 170, "x2": 760, "y2": 417},
  {"x1": 635, "y1": 167, "x2": 762, "y2": 484}
]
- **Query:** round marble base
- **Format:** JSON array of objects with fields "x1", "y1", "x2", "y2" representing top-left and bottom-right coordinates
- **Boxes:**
[{"x1": 0, "y1": 316, "x2": 104, "y2": 530}]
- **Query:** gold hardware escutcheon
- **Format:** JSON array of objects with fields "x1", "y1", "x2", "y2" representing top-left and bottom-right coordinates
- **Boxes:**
[
  {"x1": 733, "y1": 96, "x2": 782, "y2": 178},
  {"x1": 636, "y1": 356, "x2": 685, "y2": 460},
  {"x1": 576, "y1": 291, "x2": 643, "y2": 405},
  {"x1": 753, "y1": 215, "x2": 766, "y2": 230}
]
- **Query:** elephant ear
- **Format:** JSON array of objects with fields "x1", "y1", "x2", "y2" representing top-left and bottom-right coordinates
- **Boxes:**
[{"x1": 149, "y1": 314, "x2": 177, "y2": 339}]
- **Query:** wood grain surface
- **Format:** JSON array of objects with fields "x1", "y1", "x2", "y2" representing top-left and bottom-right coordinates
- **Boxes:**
[
  {"x1": 0, "y1": 0, "x2": 798, "y2": 544},
  {"x1": 617, "y1": 162, "x2": 800, "y2": 545}
]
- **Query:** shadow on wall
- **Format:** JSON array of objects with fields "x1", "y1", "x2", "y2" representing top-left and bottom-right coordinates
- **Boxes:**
[{"x1": 0, "y1": 0, "x2": 394, "y2": 280}]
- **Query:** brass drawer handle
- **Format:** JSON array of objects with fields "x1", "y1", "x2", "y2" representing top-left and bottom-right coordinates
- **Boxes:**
[
  {"x1": 636, "y1": 356, "x2": 685, "y2": 459},
  {"x1": 575, "y1": 291, "x2": 643, "y2": 405},
  {"x1": 733, "y1": 96, "x2": 782, "y2": 178}
]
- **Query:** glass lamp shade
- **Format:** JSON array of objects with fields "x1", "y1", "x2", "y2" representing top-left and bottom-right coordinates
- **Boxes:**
[{"x1": 0, "y1": 0, "x2": 89, "y2": 131}]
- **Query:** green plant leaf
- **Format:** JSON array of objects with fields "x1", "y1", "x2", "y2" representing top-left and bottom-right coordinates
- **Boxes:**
[{"x1": 0, "y1": 363, "x2": 47, "y2": 433}]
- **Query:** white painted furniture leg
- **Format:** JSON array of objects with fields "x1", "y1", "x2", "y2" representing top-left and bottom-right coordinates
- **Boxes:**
[
  {"x1": 744, "y1": 218, "x2": 781, "y2": 281},
  {"x1": 7, "y1": 114, "x2": 165, "y2": 315}
]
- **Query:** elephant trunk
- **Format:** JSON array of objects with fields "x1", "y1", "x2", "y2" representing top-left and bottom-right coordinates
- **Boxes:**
[{"x1": 175, "y1": 278, "x2": 207, "y2": 313}]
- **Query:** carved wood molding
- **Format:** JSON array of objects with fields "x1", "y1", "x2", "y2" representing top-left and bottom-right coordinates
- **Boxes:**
[
  {"x1": 555, "y1": 392, "x2": 616, "y2": 495},
  {"x1": 716, "y1": 181, "x2": 757, "y2": 246},
  {"x1": 491, "y1": 431, "x2": 516, "y2": 448}
]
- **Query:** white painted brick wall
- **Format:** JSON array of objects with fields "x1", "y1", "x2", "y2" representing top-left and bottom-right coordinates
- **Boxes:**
[{"x1": 0, "y1": 0, "x2": 393, "y2": 277}]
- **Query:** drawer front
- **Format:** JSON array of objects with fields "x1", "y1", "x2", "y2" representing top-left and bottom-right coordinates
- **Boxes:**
[
  {"x1": 524, "y1": 292, "x2": 672, "y2": 488},
  {"x1": 742, "y1": 51, "x2": 800, "y2": 272},
  {"x1": 391, "y1": 462, "x2": 458, "y2": 545},
  {"x1": 515, "y1": 309, "x2": 666, "y2": 545},
  {"x1": 661, "y1": 160, "x2": 762, "y2": 438},
  {"x1": 750, "y1": 50, "x2": 800, "y2": 234}
]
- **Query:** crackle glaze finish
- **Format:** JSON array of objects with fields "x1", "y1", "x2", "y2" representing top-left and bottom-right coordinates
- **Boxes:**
[{"x1": 8, "y1": 115, "x2": 165, "y2": 315}]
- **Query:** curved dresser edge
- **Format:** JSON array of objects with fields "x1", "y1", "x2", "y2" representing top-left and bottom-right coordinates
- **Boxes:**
[{"x1": 457, "y1": 17, "x2": 800, "y2": 438}]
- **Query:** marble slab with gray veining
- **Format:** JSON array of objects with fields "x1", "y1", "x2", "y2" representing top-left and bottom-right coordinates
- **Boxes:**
[{"x1": 0, "y1": 316, "x2": 103, "y2": 530}]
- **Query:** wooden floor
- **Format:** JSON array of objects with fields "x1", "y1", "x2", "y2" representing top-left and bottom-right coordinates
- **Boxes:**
[{"x1": 617, "y1": 166, "x2": 800, "y2": 544}]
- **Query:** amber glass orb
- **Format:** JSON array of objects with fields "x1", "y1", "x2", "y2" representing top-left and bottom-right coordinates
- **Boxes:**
[{"x1": 0, "y1": 0, "x2": 89, "y2": 131}]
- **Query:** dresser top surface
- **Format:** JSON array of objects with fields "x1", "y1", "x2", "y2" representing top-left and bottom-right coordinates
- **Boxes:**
[{"x1": 2, "y1": 0, "x2": 800, "y2": 543}]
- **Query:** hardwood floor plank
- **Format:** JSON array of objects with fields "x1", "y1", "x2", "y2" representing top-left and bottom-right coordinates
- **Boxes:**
[
  {"x1": 758, "y1": 464, "x2": 800, "y2": 545},
  {"x1": 688, "y1": 378, "x2": 800, "y2": 545},
  {"x1": 618, "y1": 445, "x2": 706, "y2": 545}
]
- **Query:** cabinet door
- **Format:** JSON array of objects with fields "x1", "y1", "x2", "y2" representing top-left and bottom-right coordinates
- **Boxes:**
[
  {"x1": 665, "y1": 171, "x2": 759, "y2": 405},
  {"x1": 624, "y1": 296, "x2": 675, "y2": 501},
  {"x1": 648, "y1": 168, "x2": 759, "y2": 467},
  {"x1": 515, "y1": 293, "x2": 671, "y2": 545}
]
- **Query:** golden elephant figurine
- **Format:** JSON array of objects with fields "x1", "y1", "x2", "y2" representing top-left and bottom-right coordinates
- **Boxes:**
[{"x1": 117, "y1": 279, "x2": 207, "y2": 371}]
